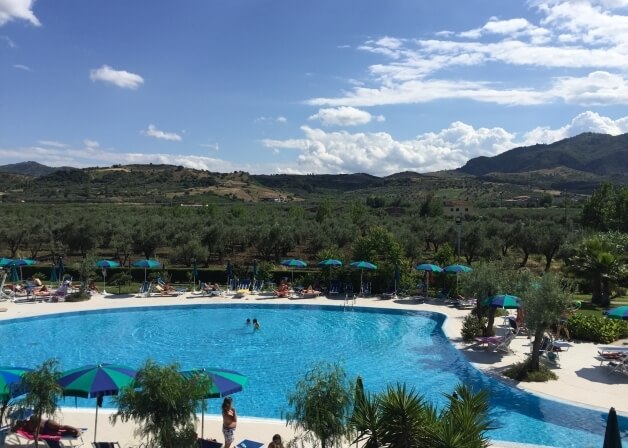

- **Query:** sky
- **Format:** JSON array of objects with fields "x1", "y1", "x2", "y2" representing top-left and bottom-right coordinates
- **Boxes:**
[{"x1": 2, "y1": 0, "x2": 628, "y2": 176}]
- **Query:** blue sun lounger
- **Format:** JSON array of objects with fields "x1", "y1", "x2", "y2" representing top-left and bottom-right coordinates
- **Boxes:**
[{"x1": 236, "y1": 440, "x2": 264, "y2": 448}]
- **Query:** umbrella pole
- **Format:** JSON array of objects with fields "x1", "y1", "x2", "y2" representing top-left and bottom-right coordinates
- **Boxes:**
[
  {"x1": 201, "y1": 399, "x2": 205, "y2": 438},
  {"x1": 94, "y1": 401, "x2": 98, "y2": 443},
  {"x1": 102, "y1": 269, "x2": 107, "y2": 295}
]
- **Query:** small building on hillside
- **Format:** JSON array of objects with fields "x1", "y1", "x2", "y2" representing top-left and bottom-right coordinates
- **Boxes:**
[{"x1": 443, "y1": 200, "x2": 473, "y2": 218}]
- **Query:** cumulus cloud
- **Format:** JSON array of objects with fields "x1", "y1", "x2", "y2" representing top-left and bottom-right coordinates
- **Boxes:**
[
  {"x1": 142, "y1": 124, "x2": 182, "y2": 142},
  {"x1": 83, "y1": 139, "x2": 100, "y2": 149},
  {"x1": 0, "y1": 0, "x2": 40, "y2": 26},
  {"x1": 308, "y1": 0, "x2": 628, "y2": 108},
  {"x1": 263, "y1": 111, "x2": 628, "y2": 175},
  {"x1": 308, "y1": 107, "x2": 384, "y2": 126},
  {"x1": 89, "y1": 65, "x2": 144, "y2": 89},
  {"x1": 254, "y1": 116, "x2": 288, "y2": 124}
]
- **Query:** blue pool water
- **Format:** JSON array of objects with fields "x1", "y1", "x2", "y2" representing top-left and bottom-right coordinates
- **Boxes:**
[{"x1": 0, "y1": 304, "x2": 625, "y2": 447}]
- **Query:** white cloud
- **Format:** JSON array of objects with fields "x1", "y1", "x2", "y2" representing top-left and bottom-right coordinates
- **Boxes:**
[
  {"x1": 37, "y1": 140, "x2": 68, "y2": 148},
  {"x1": 200, "y1": 142, "x2": 220, "y2": 151},
  {"x1": 263, "y1": 111, "x2": 628, "y2": 175},
  {"x1": 89, "y1": 65, "x2": 144, "y2": 89},
  {"x1": 254, "y1": 116, "x2": 288, "y2": 124},
  {"x1": 0, "y1": 0, "x2": 40, "y2": 26},
  {"x1": 13, "y1": 63, "x2": 30, "y2": 71},
  {"x1": 308, "y1": 107, "x2": 383, "y2": 126},
  {"x1": 309, "y1": 0, "x2": 628, "y2": 108},
  {"x1": 83, "y1": 139, "x2": 100, "y2": 149},
  {"x1": 142, "y1": 124, "x2": 182, "y2": 142},
  {"x1": 1, "y1": 35, "x2": 16, "y2": 47}
]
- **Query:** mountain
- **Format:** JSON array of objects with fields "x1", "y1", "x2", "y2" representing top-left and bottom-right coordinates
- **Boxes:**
[
  {"x1": 0, "y1": 161, "x2": 67, "y2": 177},
  {"x1": 458, "y1": 132, "x2": 628, "y2": 179}
]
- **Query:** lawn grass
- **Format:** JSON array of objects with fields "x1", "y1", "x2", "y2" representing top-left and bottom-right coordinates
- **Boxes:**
[{"x1": 573, "y1": 293, "x2": 627, "y2": 318}]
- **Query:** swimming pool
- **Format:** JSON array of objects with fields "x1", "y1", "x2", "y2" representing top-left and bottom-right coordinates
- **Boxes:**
[{"x1": 0, "y1": 304, "x2": 625, "y2": 447}]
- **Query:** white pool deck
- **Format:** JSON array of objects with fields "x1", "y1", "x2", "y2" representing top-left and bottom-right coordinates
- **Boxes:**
[{"x1": 1, "y1": 291, "x2": 626, "y2": 447}]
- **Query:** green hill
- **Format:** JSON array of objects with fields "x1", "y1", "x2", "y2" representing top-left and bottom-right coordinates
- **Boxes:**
[{"x1": 459, "y1": 132, "x2": 628, "y2": 179}]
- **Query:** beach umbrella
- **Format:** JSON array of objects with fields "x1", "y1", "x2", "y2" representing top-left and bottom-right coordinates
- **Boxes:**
[
  {"x1": 58, "y1": 364, "x2": 137, "y2": 443},
  {"x1": 10, "y1": 265, "x2": 18, "y2": 283},
  {"x1": 10, "y1": 258, "x2": 37, "y2": 281},
  {"x1": 415, "y1": 263, "x2": 443, "y2": 300},
  {"x1": 0, "y1": 366, "x2": 32, "y2": 401},
  {"x1": 483, "y1": 294, "x2": 521, "y2": 309},
  {"x1": 606, "y1": 306, "x2": 628, "y2": 320},
  {"x1": 394, "y1": 264, "x2": 401, "y2": 292},
  {"x1": 603, "y1": 407, "x2": 622, "y2": 448},
  {"x1": 318, "y1": 259, "x2": 342, "y2": 292},
  {"x1": 281, "y1": 259, "x2": 307, "y2": 283},
  {"x1": 192, "y1": 260, "x2": 199, "y2": 291},
  {"x1": 0, "y1": 258, "x2": 12, "y2": 267},
  {"x1": 181, "y1": 368, "x2": 248, "y2": 438},
  {"x1": 95, "y1": 260, "x2": 120, "y2": 294},
  {"x1": 318, "y1": 259, "x2": 342, "y2": 267},
  {"x1": 444, "y1": 264, "x2": 472, "y2": 291},
  {"x1": 226, "y1": 260, "x2": 233, "y2": 283},
  {"x1": 443, "y1": 264, "x2": 472, "y2": 273},
  {"x1": 57, "y1": 257, "x2": 65, "y2": 283},
  {"x1": 49, "y1": 265, "x2": 58, "y2": 283},
  {"x1": 252, "y1": 259, "x2": 258, "y2": 282},
  {"x1": 131, "y1": 259, "x2": 161, "y2": 282},
  {"x1": 350, "y1": 261, "x2": 377, "y2": 295}
]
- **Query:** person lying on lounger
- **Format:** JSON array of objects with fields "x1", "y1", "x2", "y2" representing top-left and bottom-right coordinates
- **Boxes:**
[{"x1": 14, "y1": 416, "x2": 82, "y2": 436}]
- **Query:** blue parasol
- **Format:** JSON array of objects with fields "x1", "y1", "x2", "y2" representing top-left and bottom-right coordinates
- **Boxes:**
[
  {"x1": 350, "y1": 261, "x2": 377, "y2": 295},
  {"x1": 281, "y1": 259, "x2": 307, "y2": 283},
  {"x1": 131, "y1": 259, "x2": 161, "y2": 282},
  {"x1": 96, "y1": 260, "x2": 120, "y2": 294}
]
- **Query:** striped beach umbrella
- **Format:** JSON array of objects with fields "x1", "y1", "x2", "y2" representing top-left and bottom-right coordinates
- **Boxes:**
[
  {"x1": 0, "y1": 366, "x2": 32, "y2": 401},
  {"x1": 58, "y1": 364, "x2": 137, "y2": 442},
  {"x1": 181, "y1": 368, "x2": 248, "y2": 438},
  {"x1": 280, "y1": 259, "x2": 307, "y2": 283},
  {"x1": 483, "y1": 294, "x2": 521, "y2": 309},
  {"x1": 95, "y1": 260, "x2": 120, "y2": 294},
  {"x1": 605, "y1": 306, "x2": 628, "y2": 321},
  {"x1": 132, "y1": 259, "x2": 161, "y2": 282}
]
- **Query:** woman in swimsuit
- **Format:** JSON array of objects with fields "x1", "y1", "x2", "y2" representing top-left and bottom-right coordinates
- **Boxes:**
[
  {"x1": 15, "y1": 416, "x2": 81, "y2": 436},
  {"x1": 222, "y1": 396, "x2": 237, "y2": 448}
]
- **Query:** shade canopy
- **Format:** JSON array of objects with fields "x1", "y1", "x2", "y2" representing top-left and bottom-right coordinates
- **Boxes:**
[
  {"x1": 281, "y1": 259, "x2": 308, "y2": 268},
  {"x1": 318, "y1": 259, "x2": 343, "y2": 267},
  {"x1": 605, "y1": 306, "x2": 628, "y2": 321},
  {"x1": 180, "y1": 367, "x2": 248, "y2": 399},
  {"x1": 443, "y1": 264, "x2": 472, "y2": 273},
  {"x1": 131, "y1": 259, "x2": 161, "y2": 269},
  {"x1": 0, "y1": 258, "x2": 13, "y2": 267},
  {"x1": 0, "y1": 366, "x2": 32, "y2": 401},
  {"x1": 603, "y1": 407, "x2": 622, "y2": 448},
  {"x1": 9, "y1": 258, "x2": 37, "y2": 267},
  {"x1": 415, "y1": 263, "x2": 443, "y2": 273},
  {"x1": 483, "y1": 294, "x2": 521, "y2": 309},
  {"x1": 58, "y1": 363, "x2": 137, "y2": 398},
  {"x1": 350, "y1": 261, "x2": 377, "y2": 270},
  {"x1": 95, "y1": 260, "x2": 120, "y2": 269}
]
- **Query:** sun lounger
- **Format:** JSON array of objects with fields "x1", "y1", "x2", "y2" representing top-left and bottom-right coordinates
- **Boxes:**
[
  {"x1": 12, "y1": 428, "x2": 85, "y2": 447},
  {"x1": 236, "y1": 439, "x2": 264, "y2": 448},
  {"x1": 474, "y1": 331, "x2": 515, "y2": 353},
  {"x1": 92, "y1": 443, "x2": 121, "y2": 448}
]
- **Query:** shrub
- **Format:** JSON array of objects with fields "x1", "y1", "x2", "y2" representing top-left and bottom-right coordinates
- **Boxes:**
[
  {"x1": 567, "y1": 314, "x2": 628, "y2": 344},
  {"x1": 64, "y1": 292, "x2": 91, "y2": 302},
  {"x1": 461, "y1": 315, "x2": 486, "y2": 342},
  {"x1": 503, "y1": 360, "x2": 557, "y2": 382}
]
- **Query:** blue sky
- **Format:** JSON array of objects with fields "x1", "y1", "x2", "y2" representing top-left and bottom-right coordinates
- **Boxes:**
[{"x1": 2, "y1": 0, "x2": 628, "y2": 175}]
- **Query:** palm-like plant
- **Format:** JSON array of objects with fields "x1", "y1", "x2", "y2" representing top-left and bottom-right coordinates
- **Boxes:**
[
  {"x1": 378, "y1": 384, "x2": 430, "y2": 448},
  {"x1": 567, "y1": 234, "x2": 627, "y2": 307}
]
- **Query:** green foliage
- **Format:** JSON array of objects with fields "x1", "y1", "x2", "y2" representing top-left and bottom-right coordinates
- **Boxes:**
[
  {"x1": 285, "y1": 362, "x2": 353, "y2": 448},
  {"x1": 19, "y1": 359, "x2": 63, "y2": 443},
  {"x1": 64, "y1": 292, "x2": 91, "y2": 302},
  {"x1": 111, "y1": 360, "x2": 209, "y2": 448},
  {"x1": 461, "y1": 314, "x2": 487, "y2": 342},
  {"x1": 582, "y1": 183, "x2": 628, "y2": 232},
  {"x1": 566, "y1": 314, "x2": 628, "y2": 344},
  {"x1": 349, "y1": 383, "x2": 492, "y2": 448},
  {"x1": 502, "y1": 360, "x2": 558, "y2": 382}
]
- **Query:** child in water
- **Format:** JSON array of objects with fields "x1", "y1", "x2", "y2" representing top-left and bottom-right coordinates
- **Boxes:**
[{"x1": 252, "y1": 318, "x2": 260, "y2": 330}]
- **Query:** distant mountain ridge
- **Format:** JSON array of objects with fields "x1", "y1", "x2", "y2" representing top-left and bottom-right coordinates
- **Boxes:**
[
  {"x1": 458, "y1": 132, "x2": 628, "y2": 178},
  {"x1": 0, "y1": 161, "x2": 70, "y2": 177}
]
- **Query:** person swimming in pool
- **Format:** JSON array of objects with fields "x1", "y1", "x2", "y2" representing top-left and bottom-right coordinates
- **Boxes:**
[{"x1": 252, "y1": 318, "x2": 260, "y2": 330}]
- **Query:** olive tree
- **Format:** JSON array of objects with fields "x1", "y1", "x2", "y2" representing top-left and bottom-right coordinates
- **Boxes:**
[
  {"x1": 523, "y1": 273, "x2": 573, "y2": 371},
  {"x1": 19, "y1": 359, "x2": 63, "y2": 446},
  {"x1": 111, "y1": 360, "x2": 209, "y2": 448},
  {"x1": 285, "y1": 362, "x2": 353, "y2": 448}
]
